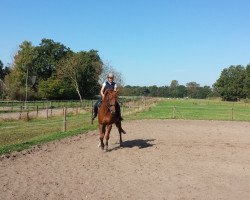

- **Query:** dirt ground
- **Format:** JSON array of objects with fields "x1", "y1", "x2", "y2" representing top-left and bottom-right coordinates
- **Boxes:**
[{"x1": 1, "y1": 119, "x2": 250, "y2": 200}]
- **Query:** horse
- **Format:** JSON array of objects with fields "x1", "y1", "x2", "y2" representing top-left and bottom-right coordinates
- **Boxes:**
[{"x1": 98, "y1": 89, "x2": 126, "y2": 151}]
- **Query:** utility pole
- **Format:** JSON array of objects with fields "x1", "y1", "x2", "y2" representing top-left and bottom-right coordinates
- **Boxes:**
[{"x1": 25, "y1": 67, "x2": 28, "y2": 109}]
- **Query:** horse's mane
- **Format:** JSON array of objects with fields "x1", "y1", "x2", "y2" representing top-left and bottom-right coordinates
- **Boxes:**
[{"x1": 103, "y1": 89, "x2": 117, "y2": 101}]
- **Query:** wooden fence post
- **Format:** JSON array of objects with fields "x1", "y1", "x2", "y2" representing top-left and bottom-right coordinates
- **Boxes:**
[
  {"x1": 231, "y1": 108, "x2": 234, "y2": 120},
  {"x1": 36, "y1": 105, "x2": 39, "y2": 118},
  {"x1": 19, "y1": 106, "x2": 22, "y2": 120},
  {"x1": 91, "y1": 101, "x2": 94, "y2": 124},
  {"x1": 26, "y1": 108, "x2": 29, "y2": 121},
  {"x1": 172, "y1": 106, "x2": 176, "y2": 119},
  {"x1": 46, "y1": 106, "x2": 48, "y2": 119},
  {"x1": 63, "y1": 107, "x2": 67, "y2": 132}
]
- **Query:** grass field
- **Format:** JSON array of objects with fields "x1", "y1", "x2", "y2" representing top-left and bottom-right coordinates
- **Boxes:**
[
  {"x1": 0, "y1": 112, "x2": 97, "y2": 155},
  {"x1": 1, "y1": 98, "x2": 249, "y2": 155},
  {"x1": 126, "y1": 99, "x2": 250, "y2": 121}
]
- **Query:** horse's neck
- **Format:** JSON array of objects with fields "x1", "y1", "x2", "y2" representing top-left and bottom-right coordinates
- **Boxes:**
[{"x1": 101, "y1": 99, "x2": 108, "y2": 111}]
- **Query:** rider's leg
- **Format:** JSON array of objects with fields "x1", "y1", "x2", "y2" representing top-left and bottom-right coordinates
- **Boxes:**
[{"x1": 92, "y1": 97, "x2": 101, "y2": 120}]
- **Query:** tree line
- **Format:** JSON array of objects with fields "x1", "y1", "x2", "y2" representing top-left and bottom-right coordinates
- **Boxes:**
[
  {"x1": 121, "y1": 81, "x2": 213, "y2": 99},
  {"x1": 121, "y1": 64, "x2": 250, "y2": 101},
  {"x1": 0, "y1": 38, "x2": 249, "y2": 101},
  {"x1": 1, "y1": 39, "x2": 103, "y2": 101}
]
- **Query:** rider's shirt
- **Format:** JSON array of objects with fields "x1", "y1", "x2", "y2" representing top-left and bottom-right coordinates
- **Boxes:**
[{"x1": 102, "y1": 81, "x2": 117, "y2": 91}]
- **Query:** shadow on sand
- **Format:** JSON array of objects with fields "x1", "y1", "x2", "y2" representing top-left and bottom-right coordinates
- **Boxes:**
[{"x1": 109, "y1": 139, "x2": 155, "y2": 152}]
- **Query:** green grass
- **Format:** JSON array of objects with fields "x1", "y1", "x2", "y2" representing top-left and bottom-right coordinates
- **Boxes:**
[
  {"x1": 125, "y1": 99, "x2": 250, "y2": 121},
  {"x1": 1, "y1": 98, "x2": 249, "y2": 156},
  {"x1": 0, "y1": 97, "x2": 146, "y2": 155},
  {"x1": 0, "y1": 112, "x2": 97, "y2": 155},
  {"x1": 0, "y1": 127, "x2": 96, "y2": 155}
]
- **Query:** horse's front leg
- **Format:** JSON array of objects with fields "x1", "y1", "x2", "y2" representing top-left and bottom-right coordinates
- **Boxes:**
[
  {"x1": 104, "y1": 124, "x2": 112, "y2": 151},
  {"x1": 98, "y1": 124, "x2": 105, "y2": 150}
]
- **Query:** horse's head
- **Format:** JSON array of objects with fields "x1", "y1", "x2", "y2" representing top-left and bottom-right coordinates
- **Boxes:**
[{"x1": 104, "y1": 89, "x2": 118, "y2": 115}]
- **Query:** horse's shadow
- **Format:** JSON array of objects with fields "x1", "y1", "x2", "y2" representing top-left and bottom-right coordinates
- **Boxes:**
[{"x1": 109, "y1": 139, "x2": 155, "y2": 152}]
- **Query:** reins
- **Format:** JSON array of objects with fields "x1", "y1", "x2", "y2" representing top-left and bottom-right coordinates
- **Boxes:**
[{"x1": 104, "y1": 91, "x2": 116, "y2": 114}]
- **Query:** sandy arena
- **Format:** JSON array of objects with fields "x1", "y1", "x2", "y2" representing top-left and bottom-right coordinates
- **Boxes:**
[{"x1": 1, "y1": 119, "x2": 250, "y2": 200}]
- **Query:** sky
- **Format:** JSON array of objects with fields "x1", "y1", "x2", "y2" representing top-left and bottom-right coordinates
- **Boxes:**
[{"x1": 1, "y1": 0, "x2": 250, "y2": 87}]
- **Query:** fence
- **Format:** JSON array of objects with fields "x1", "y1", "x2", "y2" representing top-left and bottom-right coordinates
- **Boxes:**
[
  {"x1": 0, "y1": 97, "x2": 156, "y2": 150},
  {"x1": 0, "y1": 100, "x2": 93, "y2": 113},
  {"x1": 151, "y1": 105, "x2": 250, "y2": 121},
  {"x1": 1, "y1": 98, "x2": 249, "y2": 153}
]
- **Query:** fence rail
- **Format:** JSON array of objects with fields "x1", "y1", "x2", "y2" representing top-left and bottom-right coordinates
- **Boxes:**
[
  {"x1": 1, "y1": 98, "x2": 249, "y2": 154},
  {"x1": 149, "y1": 105, "x2": 250, "y2": 121},
  {"x1": 0, "y1": 97, "x2": 157, "y2": 150}
]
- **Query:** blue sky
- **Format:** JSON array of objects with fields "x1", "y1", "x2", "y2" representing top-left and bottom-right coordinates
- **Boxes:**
[{"x1": 1, "y1": 0, "x2": 250, "y2": 87}]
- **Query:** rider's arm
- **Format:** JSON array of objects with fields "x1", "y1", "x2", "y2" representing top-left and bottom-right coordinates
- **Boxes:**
[
  {"x1": 100, "y1": 84, "x2": 105, "y2": 99},
  {"x1": 114, "y1": 83, "x2": 117, "y2": 91}
]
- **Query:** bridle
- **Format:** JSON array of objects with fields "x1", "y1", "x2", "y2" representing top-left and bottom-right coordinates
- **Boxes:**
[{"x1": 105, "y1": 92, "x2": 116, "y2": 114}]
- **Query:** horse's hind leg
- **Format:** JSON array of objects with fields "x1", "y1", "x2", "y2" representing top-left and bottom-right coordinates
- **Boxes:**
[
  {"x1": 115, "y1": 120, "x2": 126, "y2": 134},
  {"x1": 115, "y1": 121, "x2": 125, "y2": 147}
]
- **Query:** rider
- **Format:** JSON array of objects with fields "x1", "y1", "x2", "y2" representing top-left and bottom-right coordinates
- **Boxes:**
[{"x1": 92, "y1": 72, "x2": 123, "y2": 121}]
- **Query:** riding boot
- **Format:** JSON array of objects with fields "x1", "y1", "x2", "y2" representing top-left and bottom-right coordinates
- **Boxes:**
[
  {"x1": 92, "y1": 98, "x2": 102, "y2": 120},
  {"x1": 92, "y1": 105, "x2": 98, "y2": 120}
]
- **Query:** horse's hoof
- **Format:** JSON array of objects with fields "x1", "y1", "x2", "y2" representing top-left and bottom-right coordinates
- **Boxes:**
[
  {"x1": 103, "y1": 144, "x2": 109, "y2": 152},
  {"x1": 98, "y1": 142, "x2": 104, "y2": 149}
]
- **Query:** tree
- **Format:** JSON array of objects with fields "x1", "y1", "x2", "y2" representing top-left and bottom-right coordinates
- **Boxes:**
[
  {"x1": 186, "y1": 82, "x2": 200, "y2": 98},
  {"x1": 35, "y1": 39, "x2": 71, "y2": 80},
  {"x1": 58, "y1": 50, "x2": 102, "y2": 101},
  {"x1": 170, "y1": 80, "x2": 179, "y2": 89},
  {"x1": 7, "y1": 41, "x2": 41, "y2": 100},
  {"x1": 170, "y1": 80, "x2": 179, "y2": 97},
  {"x1": 0, "y1": 60, "x2": 4, "y2": 80},
  {"x1": 176, "y1": 85, "x2": 187, "y2": 98},
  {"x1": 7, "y1": 39, "x2": 72, "y2": 100},
  {"x1": 4, "y1": 39, "x2": 125, "y2": 100},
  {"x1": 14, "y1": 41, "x2": 38, "y2": 73},
  {"x1": 4, "y1": 67, "x2": 27, "y2": 100},
  {"x1": 148, "y1": 85, "x2": 159, "y2": 96},
  {"x1": 244, "y1": 64, "x2": 250, "y2": 98},
  {"x1": 14, "y1": 39, "x2": 71, "y2": 81},
  {"x1": 213, "y1": 65, "x2": 246, "y2": 101},
  {"x1": 0, "y1": 60, "x2": 10, "y2": 99},
  {"x1": 196, "y1": 86, "x2": 212, "y2": 99},
  {"x1": 39, "y1": 77, "x2": 77, "y2": 100},
  {"x1": 100, "y1": 62, "x2": 125, "y2": 87}
]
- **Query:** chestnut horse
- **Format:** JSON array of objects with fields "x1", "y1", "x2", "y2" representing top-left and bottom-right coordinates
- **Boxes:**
[{"x1": 98, "y1": 89, "x2": 126, "y2": 151}]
